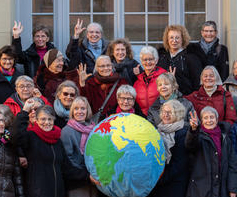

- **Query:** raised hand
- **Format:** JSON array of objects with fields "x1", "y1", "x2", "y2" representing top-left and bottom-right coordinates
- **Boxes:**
[
  {"x1": 12, "y1": 21, "x2": 23, "y2": 39},
  {"x1": 133, "y1": 64, "x2": 141, "y2": 76},
  {"x1": 189, "y1": 111, "x2": 198, "y2": 131},
  {"x1": 23, "y1": 98, "x2": 35, "y2": 113},
  {"x1": 32, "y1": 88, "x2": 42, "y2": 97},
  {"x1": 77, "y1": 63, "x2": 92, "y2": 87},
  {"x1": 74, "y1": 18, "x2": 86, "y2": 39},
  {"x1": 169, "y1": 66, "x2": 176, "y2": 76}
]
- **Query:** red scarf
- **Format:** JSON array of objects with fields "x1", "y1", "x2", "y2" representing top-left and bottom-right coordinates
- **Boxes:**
[
  {"x1": 28, "y1": 122, "x2": 61, "y2": 144},
  {"x1": 0, "y1": 66, "x2": 15, "y2": 76},
  {"x1": 116, "y1": 106, "x2": 135, "y2": 113}
]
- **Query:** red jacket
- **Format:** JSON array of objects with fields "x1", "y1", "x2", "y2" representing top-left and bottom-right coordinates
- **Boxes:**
[
  {"x1": 185, "y1": 85, "x2": 236, "y2": 124},
  {"x1": 133, "y1": 67, "x2": 166, "y2": 116}
]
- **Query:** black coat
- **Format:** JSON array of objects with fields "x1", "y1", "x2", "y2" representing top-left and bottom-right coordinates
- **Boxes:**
[
  {"x1": 187, "y1": 39, "x2": 229, "y2": 82},
  {"x1": 157, "y1": 49, "x2": 203, "y2": 95},
  {"x1": 12, "y1": 37, "x2": 55, "y2": 77},
  {"x1": 66, "y1": 37, "x2": 109, "y2": 74},
  {"x1": 185, "y1": 122, "x2": 237, "y2": 197},
  {"x1": 14, "y1": 111, "x2": 89, "y2": 197}
]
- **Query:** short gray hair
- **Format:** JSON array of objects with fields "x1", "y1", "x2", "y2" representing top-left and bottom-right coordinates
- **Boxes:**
[
  {"x1": 87, "y1": 22, "x2": 103, "y2": 34},
  {"x1": 15, "y1": 75, "x2": 34, "y2": 86},
  {"x1": 0, "y1": 104, "x2": 14, "y2": 129},
  {"x1": 201, "y1": 21, "x2": 217, "y2": 31},
  {"x1": 116, "y1": 85, "x2": 137, "y2": 99},
  {"x1": 36, "y1": 105, "x2": 56, "y2": 120},
  {"x1": 200, "y1": 65, "x2": 222, "y2": 86},
  {"x1": 156, "y1": 73, "x2": 179, "y2": 92},
  {"x1": 94, "y1": 55, "x2": 112, "y2": 73},
  {"x1": 56, "y1": 80, "x2": 79, "y2": 99},
  {"x1": 140, "y1": 46, "x2": 159, "y2": 62},
  {"x1": 200, "y1": 106, "x2": 219, "y2": 120}
]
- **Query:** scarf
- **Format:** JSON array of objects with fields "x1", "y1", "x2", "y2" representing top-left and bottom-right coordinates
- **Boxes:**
[
  {"x1": 204, "y1": 85, "x2": 217, "y2": 97},
  {"x1": 54, "y1": 99, "x2": 70, "y2": 120},
  {"x1": 88, "y1": 39, "x2": 102, "y2": 60},
  {"x1": 94, "y1": 72, "x2": 120, "y2": 84},
  {"x1": 29, "y1": 122, "x2": 61, "y2": 144},
  {"x1": 170, "y1": 48, "x2": 184, "y2": 58},
  {"x1": 201, "y1": 125, "x2": 222, "y2": 165},
  {"x1": 159, "y1": 93, "x2": 177, "y2": 104},
  {"x1": 67, "y1": 119, "x2": 95, "y2": 154},
  {"x1": 158, "y1": 120, "x2": 184, "y2": 164},
  {"x1": 0, "y1": 130, "x2": 11, "y2": 144},
  {"x1": 0, "y1": 66, "x2": 15, "y2": 76},
  {"x1": 36, "y1": 47, "x2": 47, "y2": 61},
  {"x1": 143, "y1": 67, "x2": 159, "y2": 86},
  {"x1": 200, "y1": 37, "x2": 218, "y2": 54},
  {"x1": 116, "y1": 105, "x2": 135, "y2": 114}
]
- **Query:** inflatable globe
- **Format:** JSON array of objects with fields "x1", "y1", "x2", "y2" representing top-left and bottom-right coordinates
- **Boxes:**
[{"x1": 85, "y1": 113, "x2": 165, "y2": 197}]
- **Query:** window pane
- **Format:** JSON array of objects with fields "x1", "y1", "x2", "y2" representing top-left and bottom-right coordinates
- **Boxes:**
[
  {"x1": 93, "y1": 0, "x2": 113, "y2": 12},
  {"x1": 148, "y1": 15, "x2": 168, "y2": 41},
  {"x1": 93, "y1": 15, "x2": 114, "y2": 40},
  {"x1": 125, "y1": 15, "x2": 145, "y2": 41},
  {"x1": 32, "y1": 16, "x2": 54, "y2": 41},
  {"x1": 185, "y1": 0, "x2": 205, "y2": 12},
  {"x1": 148, "y1": 0, "x2": 168, "y2": 12},
  {"x1": 69, "y1": 16, "x2": 90, "y2": 38},
  {"x1": 32, "y1": 0, "x2": 53, "y2": 13},
  {"x1": 185, "y1": 14, "x2": 205, "y2": 40},
  {"x1": 125, "y1": 0, "x2": 145, "y2": 12},
  {"x1": 70, "y1": 0, "x2": 90, "y2": 12}
]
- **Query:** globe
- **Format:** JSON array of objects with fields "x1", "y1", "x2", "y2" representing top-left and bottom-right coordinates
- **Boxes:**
[{"x1": 85, "y1": 113, "x2": 165, "y2": 197}]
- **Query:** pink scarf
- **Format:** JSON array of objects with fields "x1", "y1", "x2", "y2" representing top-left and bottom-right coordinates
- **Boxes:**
[
  {"x1": 116, "y1": 106, "x2": 135, "y2": 114},
  {"x1": 67, "y1": 119, "x2": 95, "y2": 154}
]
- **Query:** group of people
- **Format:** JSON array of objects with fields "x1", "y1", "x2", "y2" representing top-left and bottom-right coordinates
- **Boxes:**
[{"x1": 0, "y1": 17, "x2": 237, "y2": 197}]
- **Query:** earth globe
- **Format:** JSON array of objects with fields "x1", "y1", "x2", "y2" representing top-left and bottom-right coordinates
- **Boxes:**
[{"x1": 85, "y1": 113, "x2": 165, "y2": 197}]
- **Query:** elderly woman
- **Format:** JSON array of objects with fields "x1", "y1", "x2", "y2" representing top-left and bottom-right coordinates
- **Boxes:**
[
  {"x1": 187, "y1": 21, "x2": 229, "y2": 81},
  {"x1": 158, "y1": 25, "x2": 203, "y2": 95},
  {"x1": 4, "y1": 75, "x2": 50, "y2": 116},
  {"x1": 61, "y1": 96, "x2": 97, "y2": 197},
  {"x1": 107, "y1": 85, "x2": 145, "y2": 117},
  {"x1": 149, "y1": 100, "x2": 189, "y2": 197},
  {"x1": 14, "y1": 102, "x2": 90, "y2": 197},
  {"x1": 78, "y1": 55, "x2": 127, "y2": 119},
  {"x1": 186, "y1": 107, "x2": 237, "y2": 197},
  {"x1": 185, "y1": 66, "x2": 236, "y2": 124},
  {"x1": 34, "y1": 48, "x2": 79, "y2": 104},
  {"x1": 12, "y1": 21, "x2": 55, "y2": 77},
  {"x1": 66, "y1": 18, "x2": 109, "y2": 74},
  {"x1": 0, "y1": 104, "x2": 24, "y2": 197},
  {"x1": 133, "y1": 46, "x2": 166, "y2": 116},
  {"x1": 106, "y1": 38, "x2": 142, "y2": 85},
  {"x1": 147, "y1": 72, "x2": 194, "y2": 128},
  {"x1": 0, "y1": 45, "x2": 24, "y2": 104}
]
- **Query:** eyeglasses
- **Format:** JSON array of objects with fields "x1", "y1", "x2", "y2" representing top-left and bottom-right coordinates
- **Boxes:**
[
  {"x1": 62, "y1": 92, "x2": 75, "y2": 97},
  {"x1": 38, "y1": 117, "x2": 54, "y2": 123},
  {"x1": 17, "y1": 84, "x2": 34, "y2": 90},
  {"x1": 118, "y1": 96, "x2": 134, "y2": 102},
  {"x1": 142, "y1": 58, "x2": 155, "y2": 62},
  {"x1": 1, "y1": 57, "x2": 14, "y2": 62},
  {"x1": 168, "y1": 36, "x2": 181, "y2": 41},
  {"x1": 97, "y1": 64, "x2": 112, "y2": 69},
  {"x1": 34, "y1": 35, "x2": 48, "y2": 39},
  {"x1": 161, "y1": 110, "x2": 172, "y2": 116}
]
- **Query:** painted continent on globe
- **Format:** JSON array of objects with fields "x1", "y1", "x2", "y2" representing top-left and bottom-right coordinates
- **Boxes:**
[{"x1": 85, "y1": 113, "x2": 165, "y2": 197}]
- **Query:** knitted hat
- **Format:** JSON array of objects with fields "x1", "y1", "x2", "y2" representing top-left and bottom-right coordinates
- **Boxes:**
[{"x1": 43, "y1": 49, "x2": 63, "y2": 68}]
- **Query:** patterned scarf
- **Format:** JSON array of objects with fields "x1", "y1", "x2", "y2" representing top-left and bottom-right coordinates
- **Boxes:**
[
  {"x1": 0, "y1": 130, "x2": 11, "y2": 144},
  {"x1": 0, "y1": 66, "x2": 15, "y2": 76}
]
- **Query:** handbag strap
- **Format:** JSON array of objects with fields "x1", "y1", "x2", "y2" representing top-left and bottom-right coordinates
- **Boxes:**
[{"x1": 98, "y1": 79, "x2": 120, "y2": 112}]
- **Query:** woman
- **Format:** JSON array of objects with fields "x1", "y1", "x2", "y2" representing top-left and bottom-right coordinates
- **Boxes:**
[
  {"x1": 107, "y1": 84, "x2": 145, "y2": 117},
  {"x1": 158, "y1": 25, "x2": 203, "y2": 95},
  {"x1": 12, "y1": 21, "x2": 55, "y2": 77},
  {"x1": 4, "y1": 75, "x2": 50, "y2": 116},
  {"x1": 148, "y1": 100, "x2": 189, "y2": 197},
  {"x1": 186, "y1": 107, "x2": 237, "y2": 197},
  {"x1": 0, "y1": 104, "x2": 24, "y2": 197},
  {"x1": 147, "y1": 72, "x2": 194, "y2": 128},
  {"x1": 34, "y1": 48, "x2": 79, "y2": 104},
  {"x1": 54, "y1": 80, "x2": 79, "y2": 128},
  {"x1": 0, "y1": 45, "x2": 23, "y2": 104},
  {"x1": 14, "y1": 102, "x2": 89, "y2": 197},
  {"x1": 106, "y1": 38, "x2": 142, "y2": 85},
  {"x1": 185, "y1": 66, "x2": 236, "y2": 124},
  {"x1": 61, "y1": 96, "x2": 97, "y2": 197},
  {"x1": 187, "y1": 21, "x2": 229, "y2": 81},
  {"x1": 133, "y1": 46, "x2": 166, "y2": 116},
  {"x1": 78, "y1": 55, "x2": 127, "y2": 119}
]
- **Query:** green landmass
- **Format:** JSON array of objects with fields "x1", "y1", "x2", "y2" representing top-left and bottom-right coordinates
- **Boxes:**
[
  {"x1": 118, "y1": 171, "x2": 124, "y2": 183},
  {"x1": 86, "y1": 133, "x2": 125, "y2": 186}
]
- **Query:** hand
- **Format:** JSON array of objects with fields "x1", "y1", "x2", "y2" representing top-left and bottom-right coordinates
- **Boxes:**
[
  {"x1": 19, "y1": 157, "x2": 28, "y2": 168},
  {"x1": 230, "y1": 192, "x2": 236, "y2": 197},
  {"x1": 12, "y1": 21, "x2": 23, "y2": 39},
  {"x1": 169, "y1": 66, "x2": 176, "y2": 76},
  {"x1": 189, "y1": 111, "x2": 198, "y2": 131},
  {"x1": 32, "y1": 88, "x2": 42, "y2": 97},
  {"x1": 23, "y1": 98, "x2": 35, "y2": 113},
  {"x1": 77, "y1": 63, "x2": 92, "y2": 87},
  {"x1": 133, "y1": 64, "x2": 141, "y2": 76},
  {"x1": 90, "y1": 175, "x2": 101, "y2": 186},
  {"x1": 74, "y1": 18, "x2": 86, "y2": 39}
]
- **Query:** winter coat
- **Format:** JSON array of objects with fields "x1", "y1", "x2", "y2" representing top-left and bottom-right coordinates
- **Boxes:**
[
  {"x1": 4, "y1": 92, "x2": 51, "y2": 116},
  {"x1": 0, "y1": 142, "x2": 24, "y2": 197},
  {"x1": 185, "y1": 85, "x2": 236, "y2": 124},
  {"x1": 158, "y1": 49, "x2": 202, "y2": 95},
  {"x1": 133, "y1": 67, "x2": 167, "y2": 116},
  {"x1": 148, "y1": 127, "x2": 189, "y2": 197},
  {"x1": 147, "y1": 91, "x2": 195, "y2": 128},
  {"x1": 14, "y1": 111, "x2": 89, "y2": 197},
  {"x1": 0, "y1": 68, "x2": 23, "y2": 104},
  {"x1": 66, "y1": 37, "x2": 109, "y2": 74},
  {"x1": 187, "y1": 39, "x2": 229, "y2": 82},
  {"x1": 185, "y1": 122, "x2": 237, "y2": 197},
  {"x1": 12, "y1": 37, "x2": 55, "y2": 77}
]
